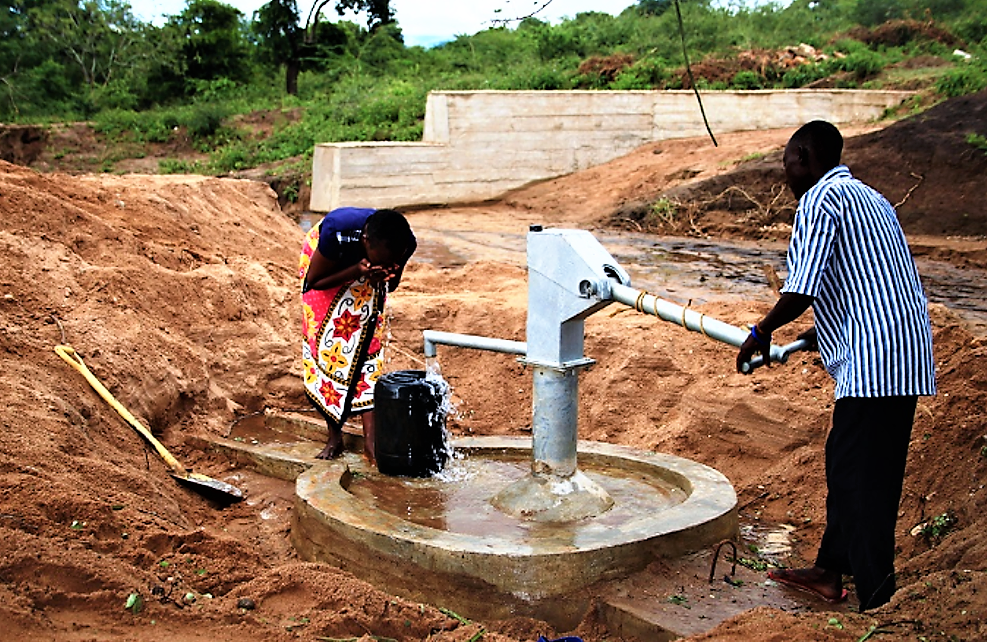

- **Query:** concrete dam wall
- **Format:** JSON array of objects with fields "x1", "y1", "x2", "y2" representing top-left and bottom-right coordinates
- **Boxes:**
[{"x1": 309, "y1": 89, "x2": 911, "y2": 212}]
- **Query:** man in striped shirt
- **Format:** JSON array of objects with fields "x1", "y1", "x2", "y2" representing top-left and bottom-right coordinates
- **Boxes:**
[{"x1": 736, "y1": 120, "x2": 936, "y2": 610}]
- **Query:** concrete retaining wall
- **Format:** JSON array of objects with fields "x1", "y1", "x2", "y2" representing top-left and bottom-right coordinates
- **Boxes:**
[{"x1": 310, "y1": 89, "x2": 911, "y2": 212}]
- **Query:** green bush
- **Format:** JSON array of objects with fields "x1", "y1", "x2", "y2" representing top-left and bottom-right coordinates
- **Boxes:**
[
  {"x1": 919, "y1": 511, "x2": 958, "y2": 544},
  {"x1": 837, "y1": 49, "x2": 886, "y2": 79},
  {"x1": 159, "y1": 158, "x2": 195, "y2": 174},
  {"x1": 210, "y1": 143, "x2": 252, "y2": 171},
  {"x1": 968, "y1": 133, "x2": 987, "y2": 155},
  {"x1": 953, "y1": 15, "x2": 987, "y2": 45},
  {"x1": 610, "y1": 70, "x2": 651, "y2": 89},
  {"x1": 781, "y1": 62, "x2": 830, "y2": 88},
  {"x1": 2, "y1": 59, "x2": 81, "y2": 120},
  {"x1": 524, "y1": 67, "x2": 573, "y2": 90},
  {"x1": 93, "y1": 109, "x2": 172, "y2": 143},
  {"x1": 731, "y1": 70, "x2": 765, "y2": 89},
  {"x1": 830, "y1": 38, "x2": 868, "y2": 55},
  {"x1": 936, "y1": 62, "x2": 987, "y2": 96},
  {"x1": 532, "y1": 24, "x2": 583, "y2": 61},
  {"x1": 495, "y1": 66, "x2": 573, "y2": 90},
  {"x1": 190, "y1": 78, "x2": 244, "y2": 103},
  {"x1": 611, "y1": 58, "x2": 669, "y2": 89},
  {"x1": 854, "y1": 0, "x2": 904, "y2": 27},
  {"x1": 358, "y1": 24, "x2": 408, "y2": 70},
  {"x1": 91, "y1": 79, "x2": 142, "y2": 112},
  {"x1": 186, "y1": 103, "x2": 230, "y2": 139}
]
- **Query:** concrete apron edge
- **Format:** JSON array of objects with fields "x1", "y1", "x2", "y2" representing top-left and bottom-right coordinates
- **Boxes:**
[{"x1": 293, "y1": 436, "x2": 738, "y2": 596}]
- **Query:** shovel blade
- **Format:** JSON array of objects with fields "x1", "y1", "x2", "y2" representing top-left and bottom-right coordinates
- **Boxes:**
[{"x1": 172, "y1": 472, "x2": 245, "y2": 505}]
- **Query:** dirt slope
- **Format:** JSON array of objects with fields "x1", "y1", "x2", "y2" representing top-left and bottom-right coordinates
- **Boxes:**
[
  {"x1": 1, "y1": 97, "x2": 986, "y2": 642},
  {"x1": 609, "y1": 90, "x2": 987, "y2": 263}
]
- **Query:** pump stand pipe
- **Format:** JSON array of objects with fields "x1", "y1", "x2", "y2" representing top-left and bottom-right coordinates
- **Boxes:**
[{"x1": 604, "y1": 282, "x2": 810, "y2": 373}]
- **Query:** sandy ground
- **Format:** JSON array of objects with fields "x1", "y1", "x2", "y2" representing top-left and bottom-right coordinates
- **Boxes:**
[{"x1": 1, "y1": 110, "x2": 986, "y2": 642}]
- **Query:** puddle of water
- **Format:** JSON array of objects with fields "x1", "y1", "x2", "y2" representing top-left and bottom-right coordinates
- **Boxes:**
[
  {"x1": 915, "y1": 259, "x2": 987, "y2": 321},
  {"x1": 603, "y1": 234, "x2": 788, "y2": 305},
  {"x1": 414, "y1": 237, "x2": 470, "y2": 267},
  {"x1": 344, "y1": 451, "x2": 688, "y2": 544},
  {"x1": 740, "y1": 522, "x2": 796, "y2": 565},
  {"x1": 227, "y1": 414, "x2": 288, "y2": 445}
]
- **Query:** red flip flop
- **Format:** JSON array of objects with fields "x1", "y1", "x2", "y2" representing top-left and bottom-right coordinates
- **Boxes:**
[{"x1": 768, "y1": 570, "x2": 849, "y2": 604}]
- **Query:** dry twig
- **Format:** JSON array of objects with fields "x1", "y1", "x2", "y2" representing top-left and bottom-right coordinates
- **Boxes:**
[{"x1": 895, "y1": 173, "x2": 924, "y2": 208}]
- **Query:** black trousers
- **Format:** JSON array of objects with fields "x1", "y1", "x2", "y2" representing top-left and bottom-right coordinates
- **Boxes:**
[{"x1": 815, "y1": 395, "x2": 918, "y2": 610}]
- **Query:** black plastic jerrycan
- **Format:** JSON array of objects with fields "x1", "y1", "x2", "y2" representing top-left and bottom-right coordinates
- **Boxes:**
[{"x1": 374, "y1": 370, "x2": 449, "y2": 477}]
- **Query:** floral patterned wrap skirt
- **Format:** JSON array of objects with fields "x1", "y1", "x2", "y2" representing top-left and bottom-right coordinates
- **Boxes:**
[{"x1": 299, "y1": 220, "x2": 385, "y2": 427}]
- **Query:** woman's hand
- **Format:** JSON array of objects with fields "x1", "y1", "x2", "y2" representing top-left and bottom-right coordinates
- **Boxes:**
[{"x1": 359, "y1": 259, "x2": 398, "y2": 285}]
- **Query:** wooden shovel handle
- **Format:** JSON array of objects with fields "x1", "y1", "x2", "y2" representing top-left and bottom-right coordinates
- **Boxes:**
[{"x1": 54, "y1": 345, "x2": 187, "y2": 475}]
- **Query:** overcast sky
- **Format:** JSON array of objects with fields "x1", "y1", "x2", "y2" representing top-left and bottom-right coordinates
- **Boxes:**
[{"x1": 128, "y1": 0, "x2": 640, "y2": 48}]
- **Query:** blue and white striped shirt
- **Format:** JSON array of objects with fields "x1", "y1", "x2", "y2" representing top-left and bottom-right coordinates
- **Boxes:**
[{"x1": 781, "y1": 165, "x2": 936, "y2": 399}]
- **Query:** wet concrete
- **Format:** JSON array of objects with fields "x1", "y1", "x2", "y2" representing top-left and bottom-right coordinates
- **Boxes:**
[
  {"x1": 349, "y1": 452, "x2": 687, "y2": 539},
  {"x1": 291, "y1": 436, "x2": 737, "y2": 629}
]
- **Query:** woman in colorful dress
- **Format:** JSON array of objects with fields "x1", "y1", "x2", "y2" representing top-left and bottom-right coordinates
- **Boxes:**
[{"x1": 299, "y1": 207, "x2": 417, "y2": 463}]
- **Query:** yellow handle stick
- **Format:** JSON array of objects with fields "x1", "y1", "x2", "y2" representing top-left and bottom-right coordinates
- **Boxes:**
[{"x1": 54, "y1": 344, "x2": 244, "y2": 502}]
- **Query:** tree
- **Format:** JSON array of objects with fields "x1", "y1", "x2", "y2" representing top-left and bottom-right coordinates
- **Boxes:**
[
  {"x1": 254, "y1": 0, "x2": 384, "y2": 95},
  {"x1": 254, "y1": 0, "x2": 303, "y2": 93},
  {"x1": 170, "y1": 0, "x2": 251, "y2": 89},
  {"x1": 26, "y1": 0, "x2": 143, "y2": 111},
  {"x1": 853, "y1": 0, "x2": 904, "y2": 27},
  {"x1": 636, "y1": 0, "x2": 674, "y2": 17},
  {"x1": 0, "y1": 0, "x2": 38, "y2": 115},
  {"x1": 335, "y1": 0, "x2": 394, "y2": 33},
  {"x1": 139, "y1": 20, "x2": 189, "y2": 107},
  {"x1": 1, "y1": 0, "x2": 189, "y2": 115}
]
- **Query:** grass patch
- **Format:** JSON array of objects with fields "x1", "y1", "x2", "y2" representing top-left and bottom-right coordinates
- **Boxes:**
[{"x1": 968, "y1": 133, "x2": 987, "y2": 156}]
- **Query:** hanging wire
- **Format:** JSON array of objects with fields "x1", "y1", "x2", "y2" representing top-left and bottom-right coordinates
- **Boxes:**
[{"x1": 674, "y1": 0, "x2": 718, "y2": 147}]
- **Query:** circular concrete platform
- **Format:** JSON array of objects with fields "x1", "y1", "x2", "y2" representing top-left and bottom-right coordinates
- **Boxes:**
[{"x1": 290, "y1": 436, "x2": 737, "y2": 628}]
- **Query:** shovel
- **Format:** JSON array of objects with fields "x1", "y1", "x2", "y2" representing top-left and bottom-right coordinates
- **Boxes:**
[{"x1": 55, "y1": 345, "x2": 245, "y2": 504}]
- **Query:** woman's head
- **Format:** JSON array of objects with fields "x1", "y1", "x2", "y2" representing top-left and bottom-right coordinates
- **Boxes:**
[{"x1": 362, "y1": 209, "x2": 414, "y2": 267}]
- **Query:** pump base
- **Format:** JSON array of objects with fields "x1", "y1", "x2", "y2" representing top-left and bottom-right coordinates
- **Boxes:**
[{"x1": 491, "y1": 468, "x2": 615, "y2": 522}]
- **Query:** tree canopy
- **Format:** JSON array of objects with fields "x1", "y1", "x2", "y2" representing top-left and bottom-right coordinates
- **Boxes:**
[{"x1": 0, "y1": 0, "x2": 983, "y2": 150}]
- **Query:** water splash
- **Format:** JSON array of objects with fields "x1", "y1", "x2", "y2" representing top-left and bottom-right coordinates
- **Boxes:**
[
  {"x1": 421, "y1": 365, "x2": 476, "y2": 481},
  {"x1": 426, "y1": 373, "x2": 460, "y2": 474},
  {"x1": 424, "y1": 355, "x2": 442, "y2": 378}
]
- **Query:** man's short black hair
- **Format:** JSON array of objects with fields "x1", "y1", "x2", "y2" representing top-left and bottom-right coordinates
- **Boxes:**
[
  {"x1": 364, "y1": 208, "x2": 414, "y2": 260},
  {"x1": 792, "y1": 120, "x2": 844, "y2": 170}
]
